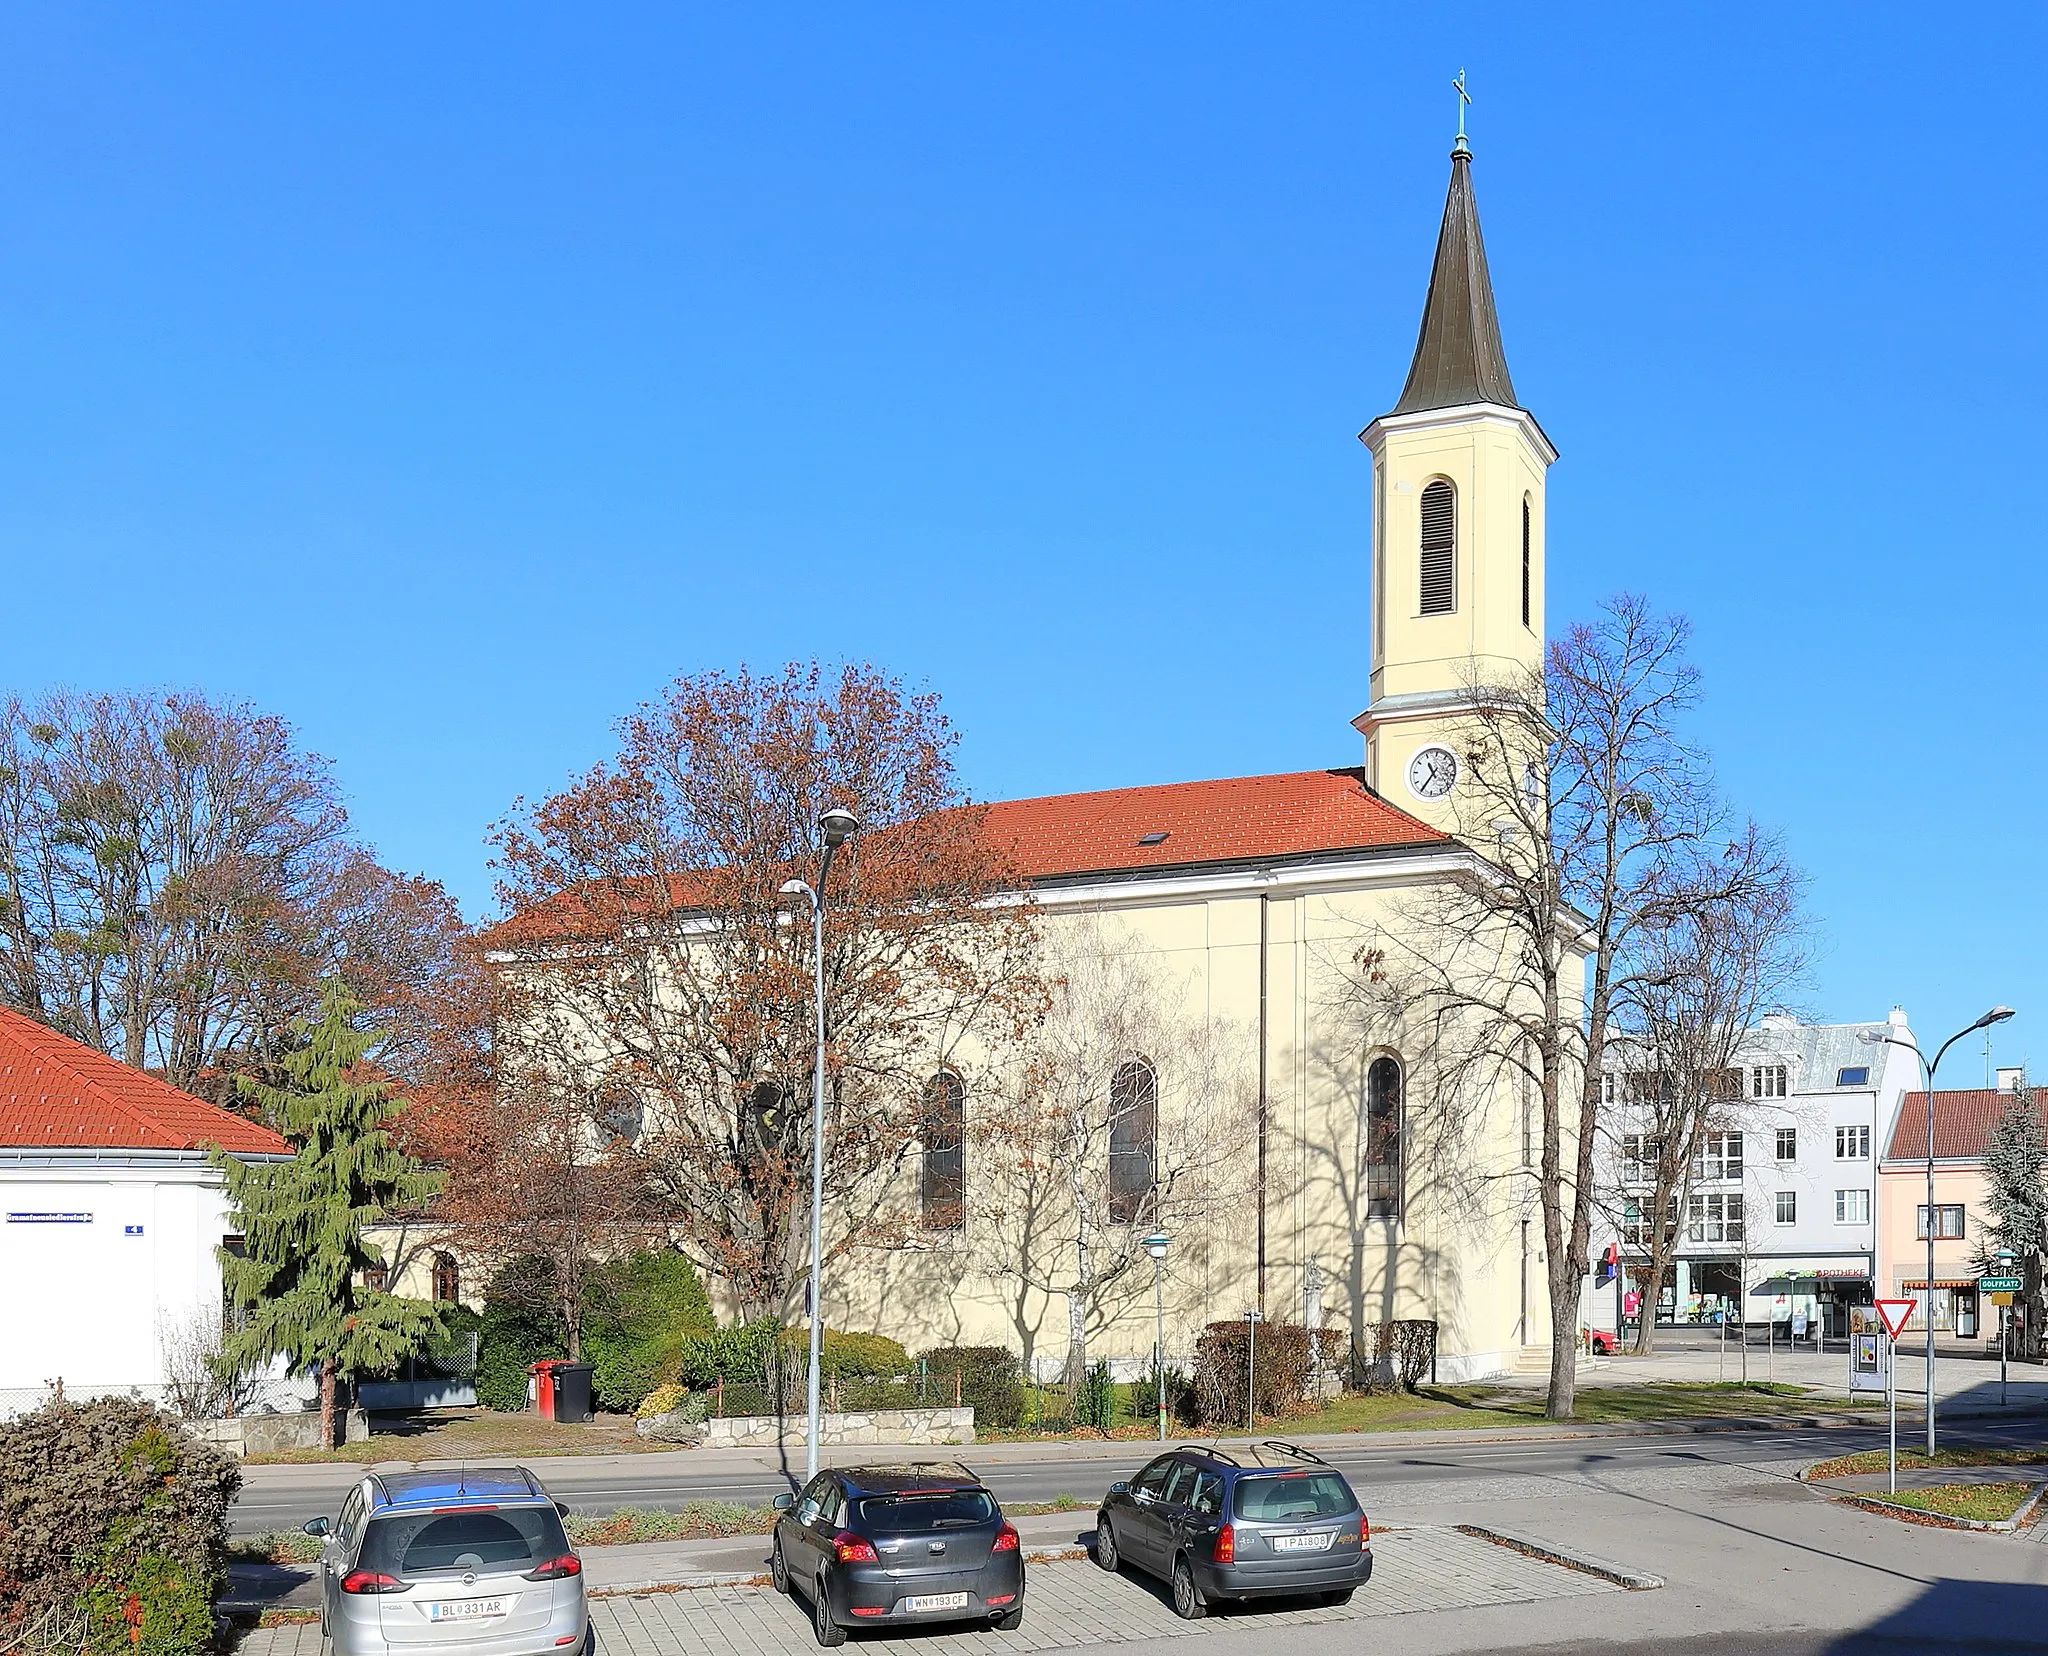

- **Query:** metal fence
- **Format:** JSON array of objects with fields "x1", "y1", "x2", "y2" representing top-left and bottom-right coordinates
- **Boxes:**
[{"x1": 0, "y1": 1381, "x2": 171, "y2": 1422}]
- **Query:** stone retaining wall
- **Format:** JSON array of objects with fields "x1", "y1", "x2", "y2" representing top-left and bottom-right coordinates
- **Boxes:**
[{"x1": 636, "y1": 1406, "x2": 974, "y2": 1448}]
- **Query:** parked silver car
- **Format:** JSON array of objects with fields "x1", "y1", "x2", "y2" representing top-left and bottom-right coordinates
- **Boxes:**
[{"x1": 303, "y1": 1467, "x2": 589, "y2": 1656}]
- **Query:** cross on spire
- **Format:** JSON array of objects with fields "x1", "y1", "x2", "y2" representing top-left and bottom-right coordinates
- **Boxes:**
[{"x1": 1452, "y1": 68, "x2": 1471, "y2": 156}]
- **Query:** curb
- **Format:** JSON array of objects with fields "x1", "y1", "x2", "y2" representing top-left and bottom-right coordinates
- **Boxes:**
[
  {"x1": 1835, "y1": 1480, "x2": 2048, "y2": 1533},
  {"x1": 1453, "y1": 1523, "x2": 1665, "y2": 1590}
]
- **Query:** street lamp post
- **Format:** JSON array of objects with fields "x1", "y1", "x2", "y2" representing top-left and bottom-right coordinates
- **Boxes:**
[
  {"x1": 779, "y1": 805, "x2": 862, "y2": 1481},
  {"x1": 1242, "y1": 1308, "x2": 1263, "y2": 1434},
  {"x1": 1142, "y1": 1231, "x2": 1169, "y2": 1441},
  {"x1": 1864, "y1": 1005, "x2": 2015, "y2": 1455}
]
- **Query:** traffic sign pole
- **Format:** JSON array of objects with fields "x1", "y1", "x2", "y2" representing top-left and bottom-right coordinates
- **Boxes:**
[{"x1": 1875, "y1": 1298, "x2": 1919, "y2": 1494}]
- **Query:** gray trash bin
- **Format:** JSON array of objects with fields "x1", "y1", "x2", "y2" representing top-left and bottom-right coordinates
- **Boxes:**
[{"x1": 552, "y1": 1362, "x2": 595, "y2": 1423}]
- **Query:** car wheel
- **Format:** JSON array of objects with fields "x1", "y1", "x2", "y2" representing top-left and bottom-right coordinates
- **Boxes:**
[
  {"x1": 992, "y1": 1606, "x2": 1025, "y2": 1631},
  {"x1": 1094, "y1": 1516, "x2": 1119, "y2": 1572},
  {"x1": 771, "y1": 1536, "x2": 791, "y2": 1595},
  {"x1": 812, "y1": 1577, "x2": 847, "y2": 1648},
  {"x1": 1170, "y1": 1556, "x2": 1207, "y2": 1621}
]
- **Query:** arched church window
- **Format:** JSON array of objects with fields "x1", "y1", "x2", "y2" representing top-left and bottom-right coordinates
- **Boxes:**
[
  {"x1": 1420, "y1": 481, "x2": 1456, "y2": 615},
  {"x1": 593, "y1": 1087, "x2": 644, "y2": 1145},
  {"x1": 921, "y1": 1071, "x2": 966, "y2": 1230},
  {"x1": 1107, "y1": 1058, "x2": 1159, "y2": 1223},
  {"x1": 1521, "y1": 495, "x2": 1532, "y2": 629},
  {"x1": 1365, "y1": 1054, "x2": 1404, "y2": 1221},
  {"x1": 431, "y1": 1251, "x2": 461, "y2": 1304}
]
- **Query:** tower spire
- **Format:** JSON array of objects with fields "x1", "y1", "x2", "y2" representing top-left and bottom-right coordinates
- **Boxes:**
[{"x1": 1391, "y1": 103, "x2": 1517, "y2": 416}]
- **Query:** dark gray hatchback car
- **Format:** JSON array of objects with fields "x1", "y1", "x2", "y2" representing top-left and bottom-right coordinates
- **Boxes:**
[
  {"x1": 770, "y1": 1462, "x2": 1024, "y2": 1646},
  {"x1": 1095, "y1": 1441, "x2": 1371, "y2": 1619}
]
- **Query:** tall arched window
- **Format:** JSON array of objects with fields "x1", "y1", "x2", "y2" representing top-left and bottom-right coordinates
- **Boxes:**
[
  {"x1": 1521, "y1": 495, "x2": 1532, "y2": 629},
  {"x1": 1365, "y1": 1054, "x2": 1404, "y2": 1221},
  {"x1": 431, "y1": 1251, "x2": 461, "y2": 1304},
  {"x1": 1107, "y1": 1057, "x2": 1158, "y2": 1223},
  {"x1": 1419, "y1": 480, "x2": 1456, "y2": 615},
  {"x1": 921, "y1": 1071, "x2": 966, "y2": 1231}
]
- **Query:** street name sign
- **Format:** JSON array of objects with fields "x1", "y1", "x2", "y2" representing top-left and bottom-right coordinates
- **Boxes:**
[
  {"x1": 1876, "y1": 1298, "x2": 1917, "y2": 1341},
  {"x1": 1979, "y1": 1275, "x2": 2024, "y2": 1293}
]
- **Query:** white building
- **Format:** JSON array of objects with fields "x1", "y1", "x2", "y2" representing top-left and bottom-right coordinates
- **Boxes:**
[
  {"x1": 1592, "y1": 1010, "x2": 1916, "y2": 1341},
  {"x1": 0, "y1": 1005, "x2": 295, "y2": 1416}
]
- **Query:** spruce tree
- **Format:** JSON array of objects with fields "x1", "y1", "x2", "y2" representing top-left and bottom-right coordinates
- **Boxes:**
[
  {"x1": 1979, "y1": 1088, "x2": 2048, "y2": 1359},
  {"x1": 215, "y1": 983, "x2": 444, "y2": 1444}
]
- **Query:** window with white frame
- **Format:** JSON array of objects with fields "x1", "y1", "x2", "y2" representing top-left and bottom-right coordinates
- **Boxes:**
[
  {"x1": 1687, "y1": 1193, "x2": 1744, "y2": 1243},
  {"x1": 1835, "y1": 1124, "x2": 1870, "y2": 1160},
  {"x1": 1753, "y1": 1063, "x2": 1788, "y2": 1099},
  {"x1": 1775, "y1": 1127, "x2": 1797, "y2": 1162},
  {"x1": 1693, "y1": 1132, "x2": 1743, "y2": 1181},
  {"x1": 1775, "y1": 1191, "x2": 1797, "y2": 1225},
  {"x1": 1836, "y1": 1188, "x2": 1871, "y2": 1224},
  {"x1": 1621, "y1": 1132, "x2": 1661, "y2": 1184}
]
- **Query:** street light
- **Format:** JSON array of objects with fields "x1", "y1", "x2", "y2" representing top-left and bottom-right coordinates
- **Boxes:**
[
  {"x1": 1863, "y1": 1004, "x2": 2015, "y2": 1454},
  {"x1": 1142, "y1": 1230, "x2": 1169, "y2": 1441},
  {"x1": 780, "y1": 804, "x2": 862, "y2": 1479}
]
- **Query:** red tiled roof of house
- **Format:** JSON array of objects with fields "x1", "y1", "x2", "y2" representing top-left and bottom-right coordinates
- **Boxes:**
[
  {"x1": 1884, "y1": 1087, "x2": 2048, "y2": 1164},
  {"x1": 491, "y1": 768, "x2": 1448, "y2": 944},
  {"x1": 0, "y1": 1007, "x2": 290, "y2": 1155},
  {"x1": 977, "y1": 767, "x2": 1446, "y2": 880}
]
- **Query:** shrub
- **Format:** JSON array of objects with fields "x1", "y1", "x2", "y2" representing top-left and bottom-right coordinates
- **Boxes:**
[
  {"x1": 672, "y1": 1319, "x2": 783, "y2": 1390},
  {"x1": 583, "y1": 1251, "x2": 716, "y2": 1411},
  {"x1": 637, "y1": 1383, "x2": 689, "y2": 1420},
  {"x1": 0, "y1": 1396, "x2": 239, "y2": 1656},
  {"x1": 475, "y1": 1267, "x2": 564, "y2": 1412},
  {"x1": 1351, "y1": 1320, "x2": 1437, "y2": 1393},
  {"x1": 915, "y1": 1346, "x2": 1024, "y2": 1429},
  {"x1": 817, "y1": 1330, "x2": 912, "y2": 1381},
  {"x1": 1128, "y1": 1364, "x2": 1195, "y2": 1426},
  {"x1": 1191, "y1": 1321, "x2": 1333, "y2": 1425}
]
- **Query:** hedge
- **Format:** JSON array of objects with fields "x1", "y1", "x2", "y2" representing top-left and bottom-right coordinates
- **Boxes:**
[
  {"x1": 0, "y1": 1396, "x2": 239, "y2": 1656},
  {"x1": 915, "y1": 1346, "x2": 1024, "y2": 1429}
]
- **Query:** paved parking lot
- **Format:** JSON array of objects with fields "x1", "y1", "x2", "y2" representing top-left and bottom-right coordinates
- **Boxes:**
[{"x1": 240, "y1": 1526, "x2": 1623, "y2": 1656}]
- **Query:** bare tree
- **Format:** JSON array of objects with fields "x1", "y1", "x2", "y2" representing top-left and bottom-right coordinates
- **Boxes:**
[
  {"x1": 965, "y1": 920, "x2": 1255, "y2": 1390},
  {"x1": 489, "y1": 663, "x2": 1041, "y2": 1318},
  {"x1": 1358, "y1": 596, "x2": 1776, "y2": 1417},
  {"x1": 0, "y1": 690, "x2": 470, "y2": 1091},
  {"x1": 156, "y1": 1303, "x2": 267, "y2": 1420},
  {"x1": 1607, "y1": 830, "x2": 1808, "y2": 1353}
]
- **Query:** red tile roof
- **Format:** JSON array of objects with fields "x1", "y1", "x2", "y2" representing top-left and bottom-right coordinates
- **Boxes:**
[
  {"x1": 491, "y1": 768, "x2": 1449, "y2": 944},
  {"x1": 1884, "y1": 1087, "x2": 2048, "y2": 1164},
  {"x1": 0, "y1": 1007, "x2": 290, "y2": 1155},
  {"x1": 978, "y1": 767, "x2": 1446, "y2": 880}
]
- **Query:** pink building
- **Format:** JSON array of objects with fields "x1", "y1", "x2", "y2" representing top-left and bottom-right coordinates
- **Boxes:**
[{"x1": 1878, "y1": 1082, "x2": 2047, "y2": 1339}]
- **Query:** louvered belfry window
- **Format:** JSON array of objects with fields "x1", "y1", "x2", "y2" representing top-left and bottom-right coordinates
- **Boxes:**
[{"x1": 1419, "y1": 480, "x2": 1456, "y2": 615}]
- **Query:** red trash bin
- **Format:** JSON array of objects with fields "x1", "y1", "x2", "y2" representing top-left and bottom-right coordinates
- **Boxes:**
[{"x1": 528, "y1": 1359, "x2": 563, "y2": 1420}]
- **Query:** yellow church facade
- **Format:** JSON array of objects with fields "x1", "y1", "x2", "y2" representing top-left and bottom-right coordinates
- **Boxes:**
[{"x1": 471, "y1": 135, "x2": 1588, "y2": 1387}]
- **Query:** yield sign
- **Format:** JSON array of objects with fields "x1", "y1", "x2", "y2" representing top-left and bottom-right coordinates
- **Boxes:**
[{"x1": 1876, "y1": 1298, "x2": 1917, "y2": 1341}]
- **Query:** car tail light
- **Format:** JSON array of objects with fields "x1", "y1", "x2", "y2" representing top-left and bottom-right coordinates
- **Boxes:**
[
  {"x1": 849, "y1": 1607, "x2": 885, "y2": 1618},
  {"x1": 992, "y1": 1523, "x2": 1020, "y2": 1553},
  {"x1": 524, "y1": 1554, "x2": 583, "y2": 1580},
  {"x1": 1212, "y1": 1525, "x2": 1235, "y2": 1564},
  {"x1": 833, "y1": 1531, "x2": 879, "y2": 1563},
  {"x1": 1362, "y1": 1517, "x2": 1371, "y2": 1543},
  {"x1": 341, "y1": 1571, "x2": 406, "y2": 1595},
  {"x1": 987, "y1": 1594, "x2": 1016, "y2": 1607}
]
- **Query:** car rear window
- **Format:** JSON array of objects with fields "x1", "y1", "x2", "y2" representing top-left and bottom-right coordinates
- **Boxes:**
[
  {"x1": 359, "y1": 1506, "x2": 570, "y2": 1578},
  {"x1": 857, "y1": 1491, "x2": 997, "y2": 1531},
  {"x1": 1231, "y1": 1473, "x2": 1356, "y2": 1523}
]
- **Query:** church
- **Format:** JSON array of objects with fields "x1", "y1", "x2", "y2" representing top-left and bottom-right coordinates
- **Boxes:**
[
  {"x1": 490, "y1": 129, "x2": 1588, "y2": 1387},
  {"x1": 806, "y1": 128, "x2": 1584, "y2": 1383}
]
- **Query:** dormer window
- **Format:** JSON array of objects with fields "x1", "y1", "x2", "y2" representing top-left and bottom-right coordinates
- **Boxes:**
[{"x1": 1419, "y1": 480, "x2": 1456, "y2": 615}]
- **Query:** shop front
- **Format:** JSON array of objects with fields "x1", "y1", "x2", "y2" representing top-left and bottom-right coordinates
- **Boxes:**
[{"x1": 1902, "y1": 1278, "x2": 1981, "y2": 1338}]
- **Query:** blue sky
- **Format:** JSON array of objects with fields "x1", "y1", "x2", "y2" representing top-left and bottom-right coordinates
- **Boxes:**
[{"x1": 1, "y1": 5, "x2": 2041, "y2": 1075}]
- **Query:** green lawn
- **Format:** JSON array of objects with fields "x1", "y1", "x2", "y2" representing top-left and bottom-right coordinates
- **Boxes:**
[
  {"x1": 242, "y1": 1408, "x2": 661, "y2": 1465},
  {"x1": 1806, "y1": 1447, "x2": 2048, "y2": 1482},
  {"x1": 1276, "y1": 1380, "x2": 1841, "y2": 1435},
  {"x1": 1858, "y1": 1482, "x2": 2038, "y2": 1523}
]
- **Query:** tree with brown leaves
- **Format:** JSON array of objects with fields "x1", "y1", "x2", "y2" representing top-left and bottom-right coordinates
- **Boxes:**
[{"x1": 489, "y1": 663, "x2": 1040, "y2": 1319}]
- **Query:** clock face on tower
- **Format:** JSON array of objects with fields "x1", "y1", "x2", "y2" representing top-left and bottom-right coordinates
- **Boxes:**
[{"x1": 1406, "y1": 744, "x2": 1459, "y2": 801}]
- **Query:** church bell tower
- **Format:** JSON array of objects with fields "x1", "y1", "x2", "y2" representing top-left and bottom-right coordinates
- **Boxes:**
[{"x1": 1355, "y1": 126, "x2": 1555, "y2": 834}]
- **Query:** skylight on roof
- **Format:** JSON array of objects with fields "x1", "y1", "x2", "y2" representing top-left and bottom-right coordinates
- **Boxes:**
[
  {"x1": 1138, "y1": 832, "x2": 1170, "y2": 846},
  {"x1": 1836, "y1": 1066, "x2": 1870, "y2": 1088}
]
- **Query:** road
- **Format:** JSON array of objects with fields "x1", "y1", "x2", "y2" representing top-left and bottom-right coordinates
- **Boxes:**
[{"x1": 229, "y1": 1411, "x2": 2048, "y2": 1534}]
